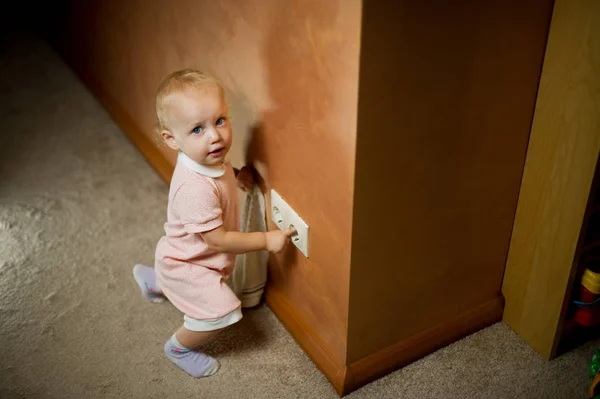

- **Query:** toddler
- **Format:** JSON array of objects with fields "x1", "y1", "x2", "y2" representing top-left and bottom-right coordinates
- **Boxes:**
[{"x1": 133, "y1": 69, "x2": 295, "y2": 378}]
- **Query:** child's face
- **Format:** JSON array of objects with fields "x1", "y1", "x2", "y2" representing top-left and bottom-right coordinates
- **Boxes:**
[{"x1": 161, "y1": 85, "x2": 232, "y2": 166}]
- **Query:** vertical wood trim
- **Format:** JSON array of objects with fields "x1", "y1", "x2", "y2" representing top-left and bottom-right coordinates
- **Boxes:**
[{"x1": 502, "y1": 0, "x2": 600, "y2": 359}]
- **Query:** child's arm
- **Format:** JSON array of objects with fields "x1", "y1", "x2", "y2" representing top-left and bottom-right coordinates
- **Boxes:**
[{"x1": 201, "y1": 225, "x2": 296, "y2": 255}]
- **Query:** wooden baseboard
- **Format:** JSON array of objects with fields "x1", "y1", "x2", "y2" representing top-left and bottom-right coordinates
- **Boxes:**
[
  {"x1": 265, "y1": 287, "x2": 348, "y2": 395},
  {"x1": 267, "y1": 289, "x2": 504, "y2": 397},
  {"x1": 344, "y1": 296, "x2": 504, "y2": 394}
]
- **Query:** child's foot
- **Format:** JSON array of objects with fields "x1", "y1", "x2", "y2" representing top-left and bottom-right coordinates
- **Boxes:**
[
  {"x1": 164, "y1": 336, "x2": 220, "y2": 378},
  {"x1": 133, "y1": 264, "x2": 165, "y2": 303}
]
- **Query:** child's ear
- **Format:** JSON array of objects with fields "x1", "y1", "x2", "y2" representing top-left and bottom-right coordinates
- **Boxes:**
[{"x1": 161, "y1": 130, "x2": 179, "y2": 150}]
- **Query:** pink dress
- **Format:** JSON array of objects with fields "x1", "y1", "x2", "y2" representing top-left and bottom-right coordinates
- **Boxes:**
[{"x1": 155, "y1": 156, "x2": 241, "y2": 321}]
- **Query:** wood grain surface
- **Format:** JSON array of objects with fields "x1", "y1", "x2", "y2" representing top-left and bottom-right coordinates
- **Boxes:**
[
  {"x1": 349, "y1": 0, "x2": 553, "y2": 364},
  {"x1": 503, "y1": 0, "x2": 600, "y2": 360}
]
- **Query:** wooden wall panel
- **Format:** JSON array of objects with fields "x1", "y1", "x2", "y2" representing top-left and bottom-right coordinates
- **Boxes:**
[
  {"x1": 55, "y1": 0, "x2": 361, "y2": 375},
  {"x1": 502, "y1": 0, "x2": 600, "y2": 360},
  {"x1": 348, "y1": 0, "x2": 553, "y2": 364}
]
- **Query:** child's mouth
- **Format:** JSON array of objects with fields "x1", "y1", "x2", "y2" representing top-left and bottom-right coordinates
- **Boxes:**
[{"x1": 209, "y1": 148, "x2": 224, "y2": 157}]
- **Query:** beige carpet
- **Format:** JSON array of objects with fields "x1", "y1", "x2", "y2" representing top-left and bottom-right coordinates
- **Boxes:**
[{"x1": 1, "y1": 34, "x2": 599, "y2": 399}]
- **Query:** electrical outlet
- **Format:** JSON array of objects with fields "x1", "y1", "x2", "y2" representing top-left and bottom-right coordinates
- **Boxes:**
[
  {"x1": 272, "y1": 205, "x2": 285, "y2": 229},
  {"x1": 270, "y1": 189, "x2": 309, "y2": 258}
]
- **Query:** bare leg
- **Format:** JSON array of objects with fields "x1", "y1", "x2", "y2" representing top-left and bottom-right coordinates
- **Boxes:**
[{"x1": 175, "y1": 326, "x2": 222, "y2": 349}]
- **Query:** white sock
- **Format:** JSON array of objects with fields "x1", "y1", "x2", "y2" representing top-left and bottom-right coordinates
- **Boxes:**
[{"x1": 164, "y1": 334, "x2": 220, "y2": 377}]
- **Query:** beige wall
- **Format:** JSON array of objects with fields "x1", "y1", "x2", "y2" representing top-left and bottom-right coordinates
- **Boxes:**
[
  {"x1": 57, "y1": 0, "x2": 361, "y2": 366},
  {"x1": 348, "y1": 0, "x2": 553, "y2": 363}
]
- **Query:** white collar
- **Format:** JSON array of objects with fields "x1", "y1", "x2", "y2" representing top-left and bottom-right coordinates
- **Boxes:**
[{"x1": 177, "y1": 151, "x2": 226, "y2": 178}]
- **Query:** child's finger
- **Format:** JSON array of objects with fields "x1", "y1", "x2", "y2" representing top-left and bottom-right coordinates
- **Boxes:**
[{"x1": 283, "y1": 227, "x2": 297, "y2": 237}]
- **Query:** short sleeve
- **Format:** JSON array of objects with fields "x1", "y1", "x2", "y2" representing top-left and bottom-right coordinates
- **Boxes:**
[{"x1": 174, "y1": 180, "x2": 223, "y2": 234}]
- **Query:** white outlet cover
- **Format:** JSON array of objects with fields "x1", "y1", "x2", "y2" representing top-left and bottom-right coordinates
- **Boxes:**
[{"x1": 270, "y1": 189, "x2": 309, "y2": 258}]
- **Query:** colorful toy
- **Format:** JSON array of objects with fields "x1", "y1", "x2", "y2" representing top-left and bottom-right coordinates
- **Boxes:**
[{"x1": 589, "y1": 349, "x2": 600, "y2": 398}]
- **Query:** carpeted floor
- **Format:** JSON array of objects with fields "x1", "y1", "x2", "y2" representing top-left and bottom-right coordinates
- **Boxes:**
[{"x1": 1, "y1": 34, "x2": 599, "y2": 399}]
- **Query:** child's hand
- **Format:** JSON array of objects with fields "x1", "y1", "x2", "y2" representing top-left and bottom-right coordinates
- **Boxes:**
[
  {"x1": 236, "y1": 165, "x2": 256, "y2": 192},
  {"x1": 266, "y1": 227, "x2": 297, "y2": 253}
]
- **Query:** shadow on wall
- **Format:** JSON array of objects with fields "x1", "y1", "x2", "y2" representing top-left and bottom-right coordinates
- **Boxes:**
[
  {"x1": 240, "y1": 1, "x2": 356, "y2": 369},
  {"x1": 241, "y1": 0, "x2": 341, "y2": 246}
]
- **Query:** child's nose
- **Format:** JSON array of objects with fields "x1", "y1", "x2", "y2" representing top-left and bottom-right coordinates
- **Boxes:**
[{"x1": 208, "y1": 128, "x2": 220, "y2": 142}]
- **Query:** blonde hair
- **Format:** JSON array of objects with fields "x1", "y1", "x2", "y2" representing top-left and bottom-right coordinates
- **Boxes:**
[{"x1": 155, "y1": 69, "x2": 225, "y2": 132}]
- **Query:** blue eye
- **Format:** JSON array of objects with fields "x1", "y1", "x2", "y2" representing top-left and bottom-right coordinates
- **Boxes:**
[
  {"x1": 216, "y1": 117, "x2": 225, "y2": 126},
  {"x1": 191, "y1": 126, "x2": 203, "y2": 134}
]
